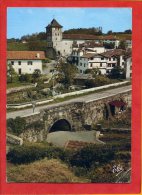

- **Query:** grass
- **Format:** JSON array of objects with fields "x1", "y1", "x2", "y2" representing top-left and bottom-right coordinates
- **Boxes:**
[
  {"x1": 7, "y1": 158, "x2": 88, "y2": 183},
  {"x1": 7, "y1": 82, "x2": 32, "y2": 89},
  {"x1": 7, "y1": 42, "x2": 29, "y2": 51}
]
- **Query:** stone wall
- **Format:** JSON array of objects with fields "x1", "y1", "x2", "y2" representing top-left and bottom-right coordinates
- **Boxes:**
[{"x1": 20, "y1": 90, "x2": 131, "y2": 142}]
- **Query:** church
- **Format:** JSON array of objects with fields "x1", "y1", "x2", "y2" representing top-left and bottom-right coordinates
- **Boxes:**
[{"x1": 46, "y1": 19, "x2": 107, "y2": 58}]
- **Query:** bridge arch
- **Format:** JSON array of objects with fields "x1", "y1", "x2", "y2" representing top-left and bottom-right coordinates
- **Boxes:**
[{"x1": 49, "y1": 119, "x2": 72, "y2": 133}]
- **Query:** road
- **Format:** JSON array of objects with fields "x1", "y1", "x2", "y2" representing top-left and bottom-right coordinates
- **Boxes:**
[{"x1": 7, "y1": 85, "x2": 131, "y2": 119}]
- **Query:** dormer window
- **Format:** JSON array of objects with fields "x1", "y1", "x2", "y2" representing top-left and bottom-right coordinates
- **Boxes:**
[{"x1": 36, "y1": 53, "x2": 40, "y2": 58}]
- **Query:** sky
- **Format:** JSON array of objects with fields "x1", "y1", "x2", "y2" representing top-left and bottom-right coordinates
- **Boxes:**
[{"x1": 7, "y1": 8, "x2": 132, "y2": 39}]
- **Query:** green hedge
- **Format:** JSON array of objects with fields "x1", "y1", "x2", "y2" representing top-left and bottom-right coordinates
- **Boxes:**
[{"x1": 7, "y1": 144, "x2": 69, "y2": 165}]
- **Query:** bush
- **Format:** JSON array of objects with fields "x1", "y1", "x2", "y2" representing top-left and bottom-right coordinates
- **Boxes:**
[
  {"x1": 94, "y1": 75, "x2": 112, "y2": 87},
  {"x1": 7, "y1": 143, "x2": 68, "y2": 165},
  {"x1": 7, "y1": 117, "x2": 26, "y2": 135},
  {"x1": 115, "y1": 151, "x2": 131, "y2": 161},
  {"x1": 19, "y1": 74, "x2": 31, "y2": 83},
  {"x1": 69, "y1": 144, "x2": 115, "y2": 168},
  {"x1": 88, "y1": 166, "x2": 116, "y2": 183}
]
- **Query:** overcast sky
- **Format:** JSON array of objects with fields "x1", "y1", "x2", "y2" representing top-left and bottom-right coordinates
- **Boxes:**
[{"x1": 7, "y1": 8, "x2": 132, "y2": 39}]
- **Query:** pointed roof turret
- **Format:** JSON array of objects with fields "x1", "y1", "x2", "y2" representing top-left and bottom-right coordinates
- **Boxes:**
[{"x1": 46, "y1": 19, "x2": 63, "y2": 28}]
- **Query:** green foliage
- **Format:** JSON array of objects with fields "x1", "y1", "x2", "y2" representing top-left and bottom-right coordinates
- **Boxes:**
[
  {"x1": 7, "y1": 117, "x2": 26, "y2": 135},
  {"x1": 28, "y1": 40, "x2": 47, "y2": 51},
  {"x1": 85, "y1": 68, "x2": 101, "y2": 77},
  {"x1": 7, "y1": 143, "x2": 68, "y2": 165},
  {"x1": 7, "y1": 64, "x2": 18, "y2": 83},
  {"x1": 88, "y1": 165, "x2": 116, "y2": 183},
  {"x1": 7, "y1": 42, "x2": 29, "y2": 51},
  {"x1": 19, "y1": 74, "x2": 31, "y2": 83},
  {"x1": 69, "y1": 144, "x2": 115, "y2": 168},
  {"x1": 57, "y1": 63, "x2": 78, "y2": 88},
  {"x1": 7, "y1": 40, "x2": 47, "y2": 51},
  {"x1": 115, "y1": 151, "x2": 131, "y2": 161},
  {"x1": 103, "y1": 42, "x2": 115, "y2": 49},
  {"x1": 109, "y1": 66, "x2": 125, "y2": 79},
  {"x1": 85, "y1": 75, "x2": 112, "y2": 88},
  {"x1": 42, "y1": 58, "x2": 51, "y2": 63},
  {"x1": 32, "y1": 69, "x2": 41, "y2": 83},
  {"x1": 118, "y1": 40, "x2": 127, "y2": 50},
  {"x1": 64, "y1": 27, "x2": 102, "y2": 35}
]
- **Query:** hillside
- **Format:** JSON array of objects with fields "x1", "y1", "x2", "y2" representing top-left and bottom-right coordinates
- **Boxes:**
[
  {"x1": 7, "y1": 33, "x2": 131, "y2": 51},
  {"x1": 7, "y1": 40, "x2": 47, "y2": 51}
]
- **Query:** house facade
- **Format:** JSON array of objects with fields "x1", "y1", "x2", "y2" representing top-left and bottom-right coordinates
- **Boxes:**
[
  {"x1": 125, "y1": 56, "x2": 132, "y2": 79},
  {"x1": 69, "y1": 49, "x2": 126, "y2": 75},
  {"x1": 7, "y1": 51, "x2": 45, "y2": 74}
]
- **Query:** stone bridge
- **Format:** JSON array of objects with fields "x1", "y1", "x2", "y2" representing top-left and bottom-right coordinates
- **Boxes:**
[{"x1": 23, "y1": 89, "x2": 131, "y2": 136}]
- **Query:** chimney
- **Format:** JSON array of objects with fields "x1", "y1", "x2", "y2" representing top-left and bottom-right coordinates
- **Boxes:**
[{"x1": 36, "y1": 53, "x2": 40, "y2": 58}]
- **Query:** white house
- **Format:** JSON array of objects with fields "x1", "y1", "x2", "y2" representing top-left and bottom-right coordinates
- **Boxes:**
[
  {"x1": 71, "y1": 49, "x2": 127, "y2": 75},
  {"x1": 7, "y1": 51, "x2": 45, "y2": 75},
  {"x1": 125, "y1": 55, "x2": 132, "y2": 79}
]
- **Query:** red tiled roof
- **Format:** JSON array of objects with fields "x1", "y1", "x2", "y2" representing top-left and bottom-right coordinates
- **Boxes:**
[
  {"x1": 63, "y1": 34, "x2": 100, "y2": 40},
  {"x1": 100, "y1": 49, "x2": 126, "y2": 58},
  {"x1": 63, "y1": 34, "x2": 119, "y2": 41},
  {"x1": 82, "y1": 53, "x2": 95, "y2": 58},
  {"x1": 7, "y1": 51, "x2": 46, "y2": 60}
]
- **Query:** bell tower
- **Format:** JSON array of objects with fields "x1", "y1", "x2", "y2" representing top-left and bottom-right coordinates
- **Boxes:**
[{"x1": 46, "y1": 19, "x2": 63, "y2": 50}]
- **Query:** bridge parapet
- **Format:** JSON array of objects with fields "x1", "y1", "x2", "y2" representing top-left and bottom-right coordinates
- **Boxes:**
[{"x1": 20, "y1": 89, "x2": 131, "y2": 142}]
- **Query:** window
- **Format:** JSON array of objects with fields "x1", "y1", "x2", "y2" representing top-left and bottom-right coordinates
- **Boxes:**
[
  {"x1": 80, "y1": 63, "x2": 82, "y2": 66},
  {"x1": 109, "y1": 58, "x2": 111, "y2": 61},
  {"x1": 84, "y1": 64, "x2": 86, "y2": 67},
  {"x1": 18, "y1": 61, "x2": 21, "y2": 65},
  {"x1": 113, "y1": 57, "x2": 115, "y2": 61},
  {"x1": 101, "y1": 57, "x2": 104, "y2": 60},
  {"x1": 90, "y1": 63, "x2": 93, "y2": 67},
  {"x1": 100, "y1": 63, "x2": 102, "y2": 67},
  {"x1": 11, "y1": 61, "x2": 14, "y2": 65},
  {"x1": 27, "y1": 61, "x2": 33, "y2": 65},
  {"x1": 80, "y1": 70, "x2": 82, "y2": 73},
  {"x1": 122, "y1": 62, "x2": 125, "y2": 65}
]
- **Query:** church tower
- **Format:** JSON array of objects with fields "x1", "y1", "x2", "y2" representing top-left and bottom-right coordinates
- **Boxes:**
[{"x1": 46, "y1": 19, "x2": 63, "y2": 56}]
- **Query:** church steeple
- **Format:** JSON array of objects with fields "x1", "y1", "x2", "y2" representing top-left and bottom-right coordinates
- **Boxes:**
[
  {"x1": 46, "y1": 19, "x2": 63, "y2": 28},
  {"x1": 46, "y1": 19, "x2": 63, "y2": 49}
]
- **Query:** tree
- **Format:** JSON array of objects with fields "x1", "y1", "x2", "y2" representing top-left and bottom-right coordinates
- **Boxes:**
[
  {"x1": 32, "y1": 69, "x2": 41, "y2": 83},
  {"x1": 124, "y1": 29, "x2": 132, "y2": 34},
  {"x1": 107, "y1": 30, "x2": 113, "y2": 35},
  {"x1": 57, "y1": 63, "x2": 78, "y2": 88},
  {"x1": 85, "y1": 68, "x2": 101, "y2": 78},
  {"x1": 19, "y1": 74, "x2": 31, "y2": 83},
  {"x1": 118, "y1": 41, "x2": 126, "y2": 50},
  {"x1": 109, "y1": 66, "x2": 124, "y2": 79},
  {"x1": 7, "y1": 63, "x2": 17, "y2": 83},
  {"x1": 103, "y1": 42, "x2": 115, "y2": 49},
  {"x1": 28, "y1": 40, "x2": 47, "y2": 51}
]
